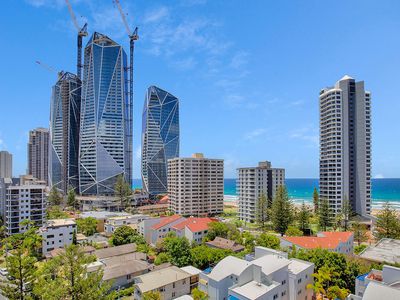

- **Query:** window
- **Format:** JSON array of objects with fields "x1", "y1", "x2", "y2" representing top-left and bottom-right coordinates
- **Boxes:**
[
  {"x1": 159, "y1": 287, "x2": 165, "y2": 292},
  {"x1": 281, "y1": 290, "x2": 286, "y2": 296},
  {"x1": 172, "y1": 283, "x2": 175, "y2": 288},
  {"x1": 282, "y1": 280, "x2": 286, "y2": 285},
  {"x1": 127, "y1": 274, "x2": 131, "y2": 280},
  {"x1": 172, "y1": 292, "x2": 176, "y2": 298},
  {"x1": 298, "y1": 278, "x2": 302, "y2": 284},
  {"x1": 273, "y1": 294, "x2": 278, "y2": 300}
]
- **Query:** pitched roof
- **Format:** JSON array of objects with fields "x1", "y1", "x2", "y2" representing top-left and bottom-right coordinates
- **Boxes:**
[
  {"x1": 172, "y1": 217, "x2": 215, "y2": 233},
  {"x1": 208, "y1": 256, "x2": 251, "y2": 281},
  {"x1": 94, "y1": 243, "x2": 137, "y2": 259},
  {"x1": 282, "y1": 231, "x2": 353, "y2": 250},
  {"x1": 205, "y1": 237, "x2": 245, "y2": 252},
  {"x1": 151, "y1": 215, "x2": 182, "y2": 230}
]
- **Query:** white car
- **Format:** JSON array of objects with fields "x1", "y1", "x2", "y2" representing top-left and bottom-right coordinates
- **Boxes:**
[{"x1": 0, "y1": 268, "x2": 8, "y2": 276}]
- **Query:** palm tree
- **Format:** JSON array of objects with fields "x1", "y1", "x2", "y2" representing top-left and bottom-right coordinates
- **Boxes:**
[
  {"x1": 307, "y1": 266, "x2": 339, "y2": 299},
  {"x1": 327, "y1": 286, "x2": 349, "y2": 300}
]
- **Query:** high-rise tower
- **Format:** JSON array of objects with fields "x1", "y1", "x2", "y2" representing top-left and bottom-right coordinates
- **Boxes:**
[
  {"x1": 28, "y1": 128, "x2": 49, "y2": 184},
  {"x1": 79, "y1": 32, "x2": 132, "y2": 195},
  {"x1": 49, "y1": 72, "x2": 81, "y2": 194},
  {"x1": 0, "y1": 151, "x2": 12, "y2": 178},
  {"x1": 141, "y1": 86, "x2": 180, "y2": 196},
  {"x1": 319, "y1": 76, "x2": 371, "y2": 216}
]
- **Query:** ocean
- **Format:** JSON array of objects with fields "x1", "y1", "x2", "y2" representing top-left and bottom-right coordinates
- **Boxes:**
[{"x1": 133, "y1": 178, "x2": 400, "y2": 209}]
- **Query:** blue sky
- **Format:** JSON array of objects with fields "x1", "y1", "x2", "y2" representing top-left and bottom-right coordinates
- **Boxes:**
[{"x1": 0, "y1": 0, "x2": 399, "y2": 179}]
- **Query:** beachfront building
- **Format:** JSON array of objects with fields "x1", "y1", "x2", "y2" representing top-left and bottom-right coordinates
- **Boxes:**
[
  {"x1": 49, "y1": 72, "x2": 81, "y2": 194},
  {"x1": 79, "y1": 32, "x2": 132, "y2": 195},
  {"x1": 347, "y1": 265, "x2": 400, "y2": 299},
  {"x1": 168, "y1": 153, "x2": 224, "y2": 216},
  {"x1": 0, "y1": 151, "x2": 12, "y2": 178},
  {"x1": 199, "y1": 246, "x2": 314, "y2": 300},
  {"x1": 5, "y1": 179, "x2": 46, "y2": 235},
  {"x1": 141, "y1": 86, "x2": 179, "y2": 197},
  {"x1": 319, "y1": 76, "x2": 371, "y2": 216},
  {"x1": 40, "y1": 219, "x2": 77, "y2": 255},
  {"x1": 28, "y1": 128, "x2": 49, "y2": 184},
  {"x1": 280, "y1": 231, "x2": 354, "y2": 254},
  {"x1": 237, "y1": 161, "x2": 285, "y2": 223}
]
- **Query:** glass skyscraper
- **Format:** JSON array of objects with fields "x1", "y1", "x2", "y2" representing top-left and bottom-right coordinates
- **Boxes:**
[
  {"x1": 49, "y1": 72, "x2": 81, "y2": 193},
  {"x1": 141, "y1": 86, "x2": 179, "y2": 196},
  {"x1": 79, "y1": 32, "x2": 132, "y2": 195}
]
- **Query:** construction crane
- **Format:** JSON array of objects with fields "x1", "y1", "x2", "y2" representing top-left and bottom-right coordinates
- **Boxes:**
[
  {"x1": 36, "y1": 60, "x2": 64, "y2": 79},
  {"x1": 114, "y1": 0, "x2": 138, "y2": 185},
  {"x1": 65, "y1": 0, "x2": 88, "y2": 80}
]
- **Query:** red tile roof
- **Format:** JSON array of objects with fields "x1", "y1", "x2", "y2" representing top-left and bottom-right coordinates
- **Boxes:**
[
  {"x1": 282, "y1": 231, "x2": 353, "y2": 250},
  {"x1": 172, "y1": 217, "x2": 215, "y2": 233},
  {"x1": 158, "y1": 195, "x2": 169, "y2": 204},
  {"x1": 151, "y1": 215, "x2": 183, "y2": 230}
]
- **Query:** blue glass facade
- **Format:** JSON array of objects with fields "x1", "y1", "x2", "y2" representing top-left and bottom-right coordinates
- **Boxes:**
[
  {"x1": 79, "y1": 32, "x2": 132, "y2": 195},
  {"x1": 141, "y1": 86, "x2": 179, "y2": 196},
  {"x1": 49, "y1": 72, "x2": 81, "y2": 193}
]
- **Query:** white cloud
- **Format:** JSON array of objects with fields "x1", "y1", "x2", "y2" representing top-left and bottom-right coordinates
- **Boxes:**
[
  {"x1": 25, "y1": 0, "x2": 65, "y2": 8},
  {"x1": 143, "y1": 6, "x2": 169, "y2": 24},
  {"x1": 290, "y1": 126, "x2": 319, "y2": 147},
  {"x1": 244, "y1": 128, "x2": 267, "y2": 141}
]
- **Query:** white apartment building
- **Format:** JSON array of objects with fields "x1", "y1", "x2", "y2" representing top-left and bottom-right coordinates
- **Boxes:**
[
  {"x1": 168, "y1": 153, "x2": 224, "y2": 216},
  {"x1": 199, "y1": 247, "x2": 314, "y2": 300},
  {"x1": 347, "y1": 265, "x2": 400, "y2": 299},
  {"x1": 40, "y1": 219, "x2": 77, "y2": 255},
  {"x1": 237, "y1": 161, "x2": 285, "y2": 223},
  {"x1": 104, "y1": 214, "x2": 149, "y2": 234},
  {"x1": 5, "y1": 181, "x2": 46, "y2": 235},
  {"x1": 0, "y1": 151, "x2": 12, "y2": 179},
  {"x1": 319, "y1": 76, "x2": 371, "y2": 216}
]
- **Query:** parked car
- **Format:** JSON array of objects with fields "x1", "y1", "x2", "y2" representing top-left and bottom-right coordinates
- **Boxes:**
[{"x1": 0, "y1": 268, "x2": 8, "y2": 276}]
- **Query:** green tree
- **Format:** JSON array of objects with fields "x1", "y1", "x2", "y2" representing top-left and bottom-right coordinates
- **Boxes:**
[
  {"x1": 76, "y1": 217, "x2": 98, "y2": 236},
  {"x1": 192, "y1": 287, "x2": 207, "y2": 300},
  {"x1": 163, "y1": 233, "x2": 192, "y2": 267},
  {"x1": 318, "y1": 198, "x2": 332, "y2": 231},
  {"x1": 67, "y1": 188, "x2": 78, "y2": 210},
  {"x1": 110, "y1": 225, "x2": 145, "y2": 246},
  {"x1": 240, "y1": 231, "x2": 255, "y2": 252},
  {"x1": 190, "y1": 245, "x2": 233, "y2": 269},
  {"x1": 47, "y1": 205, "x2": 70, "y2": 219},
  {"x1": 297, "y1": 201, "x2": 310, "y2": 232},
  {"x1": 143, "y1": 291, "x2": 161, "y2": 300},
  {"x1": 154, "y1": 252, "x2": 170, "y2": 265},
  {"x1": 205, "y1": 222, "x2": 239, "y2": 241},
  {"x1": 326, "y1": 286, "x2": 349, "y2": 300},
  {"x1": 256, "y1": 233, "x2": 280, "y2": 249},
  {"x1": 285, "y1": 225, "x2": 303, "y2": 236},
  {"x1": 313, "y1": 187, "x2": 319, "y2": 213},
  {"x1": 1, "y1": 247, "x2": 37, "y2": 300},
  {"x1": 352, "y1": 221, "x2": 368, "y2": 246},
  {"x1": 33, "y1": 244, "x2": 114, "y2": 300},
  {"x1": 270, "y1": 186, "x2": 294, "y2": 235},
  {"x1": 48, "y1": 186, "x2": 62, "y2": 206},
  {"x1": 354, "y1": 244, "x2": 367, "y2": 255},
  {"x1": 256, "y1": 193, "x2": 268, "y2": 229},
  {"x1": 114, "y1": 174, "x2": 132, "y2": 209},
  {"x1": 374, "y1": 202, "x2": 400, "y2": 239},
  {"x1": 342, "y1": 197, "x2": 352, "y2": 231}
]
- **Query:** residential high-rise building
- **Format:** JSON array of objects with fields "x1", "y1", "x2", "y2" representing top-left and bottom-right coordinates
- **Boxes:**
[
  {"x1": 237, "y1": 161, "x2": 285, "y2": 223},
  {"x1": 28, "y1": 128, "x2": 49, "y2": 184},
  {"x1": 319, "y1": 75, "x2": 371, "y2": 216},
  {"x1": 49, "y1": 72, "x2": 81, "y2": 194},
  {"x1": 79, "y1": 32, "x2": 132, "y2": 195},
  {"x1": 0, "y1": 151, "x2": 12, "y2": 178},
  {"x1": 141, "y1": 86, "x2": 179, "y2": 197},
  {"x1": 168, "y1": 153, "x2": 224, "y2": 216},
  {"x1": 5, "y1": 178, "x2": 46, "y2": 235}
]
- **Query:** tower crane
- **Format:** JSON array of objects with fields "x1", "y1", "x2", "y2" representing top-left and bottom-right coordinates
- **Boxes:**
[
  {"x1": 65, "y1": 0, "x2": 88, "y2": 80},
  {"x1": 114, "y1": 0, "x2": 138, "y2": 185},
  {"x1": 36, "y1": 60, "x2": 64, "y2": 79}
]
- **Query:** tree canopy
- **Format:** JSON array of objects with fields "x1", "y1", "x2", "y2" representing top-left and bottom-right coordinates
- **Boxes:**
[
  {"x1": 110, "y1": 225, "x2": 145, "y2": 246},
  {"x1": 270, "y1": 186, "x2": 294, "y2": 235},
  {"x1": 76, "y1": 217, "x2": 97, "y2": 236}
]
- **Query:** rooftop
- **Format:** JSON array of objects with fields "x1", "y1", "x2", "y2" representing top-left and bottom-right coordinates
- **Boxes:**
[
  {"x1": 230, "y1": 280, "x2": 280, "y2": 299},
  {"x1": 180, "y1": 265, "x2": 202, "y2": 276},
  {"x1": 107, "y1": 214, "x2": 146, "y2": 221},
  {"x1": 207, "y1": 256, "x2": 251, "y2": 281},
  {"x1": 288, "y1": 258, "x2": 314, "y2": 275},
  {"x1": 282, "y1": 231, "x2": 353, "y2": 250},
  {"x1": 151, "y1": 215, "x2": 183, "y2": 230},
  {"x1": 362, "y1": 281, "x2": 400, "y2": 299},
  {"x1": 172, "y1": 217, "x2": 215, "y2": 233},
  {"x1": 252, "y1": 254, "x2": 290, "y2": 275},
  {"x1": 78, "y1": 211, "x2": 130, "y2": 220},
  {"x1": 135, "y1": 266, "x2": 191, "y2": 293},
  {"x1": 94, "y1": 243, "x2": 137, "y2": 260},
  {"x1": 359, "y1": 238, "x2": 400, "y2": 264},
  {"x1": 46, "y1": 218, "x2": 76, "y2": 227},
  {"x1": 206, "y1": 237, "x2": 245, "y2": 252}
]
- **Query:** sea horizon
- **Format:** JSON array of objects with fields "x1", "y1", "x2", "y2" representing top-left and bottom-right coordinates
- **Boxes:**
[{"x1": 133, "y1": 178, "x2": 400, "y2": 209}]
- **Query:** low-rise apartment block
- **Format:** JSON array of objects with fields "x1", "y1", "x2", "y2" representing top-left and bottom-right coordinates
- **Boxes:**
[
  {"x1": 133, "y1": 266, "x2": 192, "y2": 300},
  {"x1": 199, "y1": 247, "x2": 314, "y2": 300},
  {"x1": 280, "y1": 231, "x2": 354, "y2": 254},
  {"x1": 237, "y1": 161, "x2": 285, "y2": 223},
  {"x1": 168, "y1": 153, "x2": 224, "y2": 216},
  {"x1": 40, "y1": 218, "x2": 77, "y2": 255},
  {"x1": 347, "y1": 265, "x2": 400, "y2": 299},
  {"x1": 172, "y1": 217, "x2": 215, "y2": 244},
  {"x1": 104, "y1": 214, "x2": 149, "y2": 234}
]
